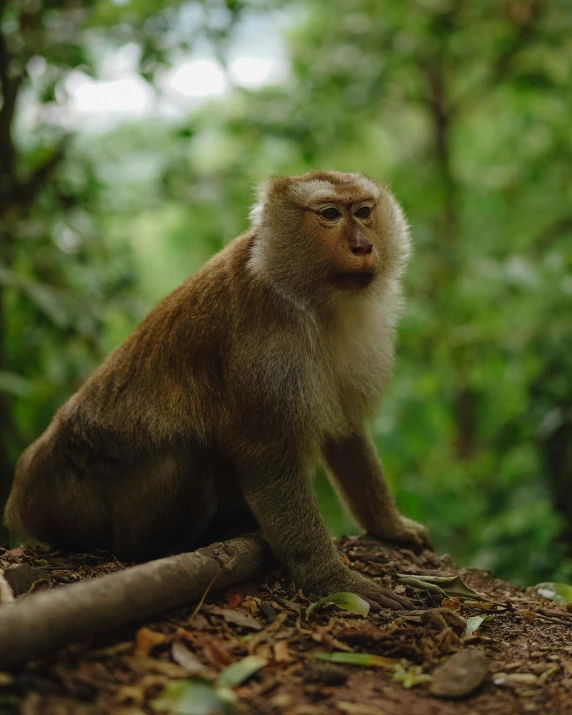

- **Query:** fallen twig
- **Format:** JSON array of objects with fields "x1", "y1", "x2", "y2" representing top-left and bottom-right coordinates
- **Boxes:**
[{"x1": 0, "y1": 533, "x2": 271, "y2": 668}]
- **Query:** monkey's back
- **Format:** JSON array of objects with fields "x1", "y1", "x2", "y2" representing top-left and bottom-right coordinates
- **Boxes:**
[
  {"x1": 58, "y1": 233, "x2": 259, "y2": 451},
  {"x1": 4, "y1": 233, "x2": 258, "y2": 553}
]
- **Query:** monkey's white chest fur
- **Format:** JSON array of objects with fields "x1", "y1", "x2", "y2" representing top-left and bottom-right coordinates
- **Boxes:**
[{"x1": 310, "y1": 294, "x2": 396, "y2": 439}]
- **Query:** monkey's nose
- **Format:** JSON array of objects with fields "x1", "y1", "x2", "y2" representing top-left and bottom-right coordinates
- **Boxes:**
[{"x1": 350, "y1": 237, "x2": 373, "y2": 256}]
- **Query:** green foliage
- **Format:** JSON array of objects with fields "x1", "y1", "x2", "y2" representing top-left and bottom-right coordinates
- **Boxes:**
[
  {"x1": 306, "y1": 592, "x2": 370, "y2": 618},
  {"x1": 151, "y1": 655, "x2": 266, "y2": 713},
  {"x1": 535, "y1": 582, "x2": 572, "y2": 606},
  {"x1": 1, "y1": 0, "x2": 571, "y2": 586},
  {"x1": 465, "y1": 615, "x2": 494, "y2": 637}
]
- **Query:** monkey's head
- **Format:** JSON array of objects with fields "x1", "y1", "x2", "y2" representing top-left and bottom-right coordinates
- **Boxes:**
[{"x1": 248, "y1": 171, "x2": 411, "y2": 304}]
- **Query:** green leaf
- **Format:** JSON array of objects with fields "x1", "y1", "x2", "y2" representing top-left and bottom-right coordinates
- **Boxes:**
[
  {"x1": 0, "y1": 371, "x2": 30, "y2": 396},
  {"x1": 0, "y1": 268, "x2": 72, "y2": 328},
  {"x1": 21, "y1": 281, "x2": 72, "y2": 328},
  {"x1": 216, "y1": 656, "x2": 266, "y2": 689},
  {"x1": 393, "y1": 664, "x2": 433, "y2": 688},
  {"x1": 465, "y1": 614, "x2": 494, "y2": 637},
  {"x1": 151, "y1": 657, "x2": 265, "y2": 715},
  {"x1": 306, "y1": 592, "x2": 370, "y2": 618},
  {"x1": 535, "y1": 582, "x2": 572, "y2": 606},
  {"x1": 151, "y1": 680, "x2": 236, "y2": 715},
  {"x1": 312, "y1": 652, "x2": 398, "y2": 668},
  {"x1": 396, "y1": 574, "x2": 480, "y2": 600}
]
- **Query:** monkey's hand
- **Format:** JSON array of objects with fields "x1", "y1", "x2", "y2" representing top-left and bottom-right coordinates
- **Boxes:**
[
  {"x1": 370, "y1": 515, "x2": 433, "y2": 553},
  {"x1": 311, "y1": 568, "x2": 413, "y2": 611}
]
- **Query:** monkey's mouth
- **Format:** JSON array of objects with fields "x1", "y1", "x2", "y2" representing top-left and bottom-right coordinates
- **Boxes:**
[{"x1": 330, "y1": 271, "x2": 375, "y2": 290}]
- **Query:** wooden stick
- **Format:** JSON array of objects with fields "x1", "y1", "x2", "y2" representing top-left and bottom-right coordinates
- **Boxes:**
[{"x1": 0, "y1": 533, "x2": 271, "y2": 668}]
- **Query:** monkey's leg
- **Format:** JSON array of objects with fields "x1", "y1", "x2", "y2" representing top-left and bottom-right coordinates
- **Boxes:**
[
  {"x1": 4, "y1": 436, "x2": 112, "y2": 551},
  {"x1": 235, "y1": 445, "x2": 411, "y2": 610},
  {"x1": 6, "y1": 440, "x2": 219, "y2": 561},
  {"x1": 323, "y1": 429, "x2": 432, "y2": 551},
  {"x1": 108, "y1": 446, "x2": 220, "y2": 560}
]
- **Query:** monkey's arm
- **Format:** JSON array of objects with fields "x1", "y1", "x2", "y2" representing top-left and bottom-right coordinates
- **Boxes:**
[
  {"x1": 236, "y1": 446, "x2": 411, "y2": 610},
  {"x1": 323, "y1": 430, "x2": 431, "y2": 551}
]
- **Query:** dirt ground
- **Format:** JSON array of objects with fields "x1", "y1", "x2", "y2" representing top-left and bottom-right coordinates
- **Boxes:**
[{"x1": 1, "y1": 536, "x2": 571, "y2": 715}]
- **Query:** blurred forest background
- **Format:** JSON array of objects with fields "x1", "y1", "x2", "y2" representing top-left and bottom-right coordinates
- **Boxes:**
[{"x1": 1, "y1": 0, "x2": 571, "y2": 587}]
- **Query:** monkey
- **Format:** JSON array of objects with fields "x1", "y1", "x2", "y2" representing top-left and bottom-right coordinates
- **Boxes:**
[{"x1": 4, "y1": 170, "x2": 430, "y2": 610}]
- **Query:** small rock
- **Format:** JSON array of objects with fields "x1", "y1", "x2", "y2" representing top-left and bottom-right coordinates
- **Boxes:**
[
  {"x1": 430, "y1": 649, "x2": 489, "y2": 699},
  {"x1": 303, "y1": 663, "x2": 349, "y2": 686}
]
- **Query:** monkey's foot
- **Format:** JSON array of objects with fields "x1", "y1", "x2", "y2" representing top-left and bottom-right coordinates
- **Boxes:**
[
  {"x1": 371, "y1": 516, "x2": 433, "y2": 553},
  {"x1": 313, "y1": 570, "x2": 413, "y2": 611}
]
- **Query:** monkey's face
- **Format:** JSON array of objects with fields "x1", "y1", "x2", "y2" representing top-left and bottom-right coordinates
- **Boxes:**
[
  {"x1": 250, "y1": 171, "x2": 411, "y2": 301},
  {"x1": 303, "y1": 185, "x2": 380, "y2": 291}
]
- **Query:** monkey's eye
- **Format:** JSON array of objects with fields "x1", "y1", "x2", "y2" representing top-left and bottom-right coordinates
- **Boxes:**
[
  {"x1": 320, "y1": 207, "x2": 342, "y2": 220},
  {"x1": 355, "y1": 205, "x2": 372, "y2": 219}
]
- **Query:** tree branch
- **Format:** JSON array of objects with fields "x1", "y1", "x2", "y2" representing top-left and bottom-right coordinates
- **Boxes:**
[
  {"x1": 422, "y1": 52, "x2": 459, "y2": 247},
  {"x1": 0, "y1": 533, "x2": 273, "y2": 668},
  {"x1": 0, "y1": 7, "x2": 22, "y2": 184},
  {"x1": 16, "y1": 138, "x2": 69, "y2": 209},
  {"x1": 453, "y1": 0, "x2": 544, "y2": 113}
]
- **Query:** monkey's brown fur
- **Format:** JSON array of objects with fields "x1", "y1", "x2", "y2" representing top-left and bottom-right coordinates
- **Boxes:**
[{"x1": 5, "y1": 171, "x2": 429, "y2": 609}]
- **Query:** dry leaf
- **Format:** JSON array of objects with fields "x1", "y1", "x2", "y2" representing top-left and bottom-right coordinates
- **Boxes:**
[
  {"x1": 115, "y1": 686, "x2": 145, "y2": 707},
  {"x1": 464, "y1": 601, "x2": 495, "y2": 610},
  {"x1": 204, "y1": 640, "x2": 234, "y2": 666},
  {"x1": 441, "y1": 598, "x2": 461, "y2": 611},
  {"x1": 273, "y1": 640, "x2": 290, "y2": 663},
  {"x1": 139, "y1": 673, "x2": 170, "y2": 693},
  {"x1": 253, "y1": 643, "x2": 273, "y2": 662},
  {"x1": 210, "y1": 606, "x2": 263, "y2": 631},
  {"x1": 265, "y1": 612, "x2": 288, "y2": 635},
  {"x1": 281, "y1": 599, "x2": 302, "y2": 613},
  {"x1": 516, "y1": 608, "x2": 538, "y2": 622},
  {"x1": 5, "y1": 547, "x2": 25, "y2": 558},
  {"x1": 171, "y1": 642, "x2": 208, "y2": 675},
  {"x1": 423, "y1": 608, "x2": 466, "y2": 631},
  {"x1": 321, "y1": 633, "x2": 354, "y2": 652},
  {"x1": 134, "y1": 628, "x2": 169, "y2": 657},
  {"x1": 242, "y1": 596, "x2": 262, "y2": 616},
  {"x1": 226, "y1": 592, "x2": 244, "y2": 609},
  {"x1": 124, "y1": 656, "x2": 188, "y2": 678}
]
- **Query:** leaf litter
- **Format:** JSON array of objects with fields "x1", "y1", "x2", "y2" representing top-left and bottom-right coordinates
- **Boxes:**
[{"x1": 0, "y1": 536, "x2": 571, "y2": 714}]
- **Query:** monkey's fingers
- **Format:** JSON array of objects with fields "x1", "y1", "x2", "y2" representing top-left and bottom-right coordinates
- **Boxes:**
[
  {"x1": 359, "y1": 582, "x2": 413, "y2": 611},
  {"x1": 405, "y1": 532, "x2": 428, "y2": 555},
  {"x1": 378, "y1": 588, "x2": 413, "y2": 610},
  {"x1": 312, "y1": 572, "x2": 413, "y2": 611},
  {"x1": 364, "y1": 589, "x2": 412, "y2": 611}
]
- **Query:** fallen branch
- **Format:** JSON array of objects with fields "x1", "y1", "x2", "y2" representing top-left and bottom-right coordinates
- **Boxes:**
[{"x1": 0, "y1": 533, "x2": 272, "y2": 668}]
